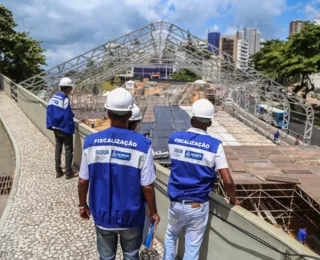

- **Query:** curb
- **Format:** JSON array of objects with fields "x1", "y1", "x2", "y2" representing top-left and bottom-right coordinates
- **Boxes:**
[{"x1": 0, "y1": 109, "x2": 21, "y2": 230}]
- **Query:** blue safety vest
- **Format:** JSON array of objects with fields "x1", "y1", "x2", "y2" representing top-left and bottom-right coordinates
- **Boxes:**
[
  {"x1": 46, "y1": 92, "x2": 75, "y2": 135},
  {"x1": 297, "y1": 228, "x2": 307, "y2": 242},
  {"x1": 168, "y1": 131, "x2": 221, "y2": 203},
  {"x1": 84, "y1": 127, "x2": 151, "y2": 229}
]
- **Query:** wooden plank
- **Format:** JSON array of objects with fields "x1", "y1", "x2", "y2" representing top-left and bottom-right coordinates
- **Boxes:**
[
  {"x1": 229, "y1": 160, "x2": 246, "y2": 173},
  {"x1": 282, "y1": 170, "x2": 313, "y2": 175},
  {"x1": 266, "y1": 175, "x2": 301, "y2": 184}
]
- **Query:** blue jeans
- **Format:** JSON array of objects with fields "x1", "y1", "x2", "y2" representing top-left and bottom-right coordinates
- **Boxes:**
[
  {"x1": 163, "y1": 201, "x2": 209, "y2": 260},
  {"x1": 95, "y1": 226, "x2": 143, "y2": 260}
]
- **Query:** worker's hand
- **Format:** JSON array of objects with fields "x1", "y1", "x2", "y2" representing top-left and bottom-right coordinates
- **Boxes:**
[
  {"x1": 230, "y1": 198, "x2": 241, "y2": 206},
  {"x1": 150, "y1": 212, "x2": 160, "y2": 227},
  {"x1": 80, "y1": 206, "x2": 91, "y2": 220}
]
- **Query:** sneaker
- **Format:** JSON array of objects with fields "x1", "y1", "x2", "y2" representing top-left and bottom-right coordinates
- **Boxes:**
[
  {"x1": 56, "y1": 168, "x2": 64, "y2": 178},
  {"x1": 66, "y1": 171, "x2": 79, "y2": 179}
]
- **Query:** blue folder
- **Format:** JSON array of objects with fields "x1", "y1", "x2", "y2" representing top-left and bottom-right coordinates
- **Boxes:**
[{"x1": 144, "y1": 220, "x2": 156, "y2": 248}]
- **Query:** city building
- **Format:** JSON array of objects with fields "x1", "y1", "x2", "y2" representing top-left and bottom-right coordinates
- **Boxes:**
[
  {"x1": 237, "y1": 28, "x2": 261, "y2": 56},
  {"x1": 289, "y1": 20, "x2": 306, "y2": 36},
  {"x1": 208, "y1": 32, "x2": 220, "y2": 54},
  {"x1": 315, "y1": 18, "x2": 320, "y2": 25},
  {"x1": 220, "y1": 36, "x2": 249, "y2": 70},
  {"x1": 220, "y1": 36, "x2": 237, "y2": 59},
  {"x1": 236, "y1": 39, "x2": 249, "y2": 70}
]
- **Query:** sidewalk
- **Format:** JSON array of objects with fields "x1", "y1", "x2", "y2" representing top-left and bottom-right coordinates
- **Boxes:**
[{"x1": 0, "y1": 92, "x2": 163, "y2": 260}]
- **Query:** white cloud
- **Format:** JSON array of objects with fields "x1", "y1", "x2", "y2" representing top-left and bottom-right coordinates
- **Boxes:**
[
  {"x1": 305, "y1": 3, "x2": 320, "y2": 20},
  {"x1": 166, "y1": 0, "x2": 230, "y2": 25},
  {"x1": 210, "y1": 24, "x2": 220, "y2": 32},
  {"x1": 2, "y1": 0, "x2": 172, "y2": 67},
  {"x1": 224, "y1": 26, "x2": 238, "y2": 36},
  {"x1": 228, "y1": 0, "x2": 286, "y2": 38},
  {"x1": 1, "y1": 0, "x2": 290, "y2": 68}
]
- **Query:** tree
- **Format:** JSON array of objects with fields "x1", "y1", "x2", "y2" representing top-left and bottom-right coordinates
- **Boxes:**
[
  {"x1": 0, "y1": 4, "x2": 46, "y2": 82},
  {"x1": 281, "y1": 22, "x2": 320, "y2": 98},
  {"x1": 251, "y1": 22, "x2": 320, "y2": 99},
  {"x1": 86, "y1": 59, "x2": 95, "y2": 68},
  {"x1": 171, "y1": 69, "x2": 201, "y2": 82},
  {"x1": 251, "y1": 40, "x2": 287, "y2": 84}
]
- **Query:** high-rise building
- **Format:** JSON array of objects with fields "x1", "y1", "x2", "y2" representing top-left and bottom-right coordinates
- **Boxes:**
[
  {"x1": 207, "y1": 32, "x2": 220, "y2": 54},
  {"x1": 220, "y1": 36, "x2": 237, "y2": 59},
  {"x1": 237, "y1": 28, "x2": 261, "y2": 56},
  {"x1": 236, "y1": 39, "x2": 249, "y2": 70},
  {"x1": 315, "y1": 18, "x2": 320, "y2": 25},
  {"x1": 289, "y1": 20, "x2": 306, "y2": 36},
  {"x1": 220, "y1": 36, "x2": 249, "y2": 70}
]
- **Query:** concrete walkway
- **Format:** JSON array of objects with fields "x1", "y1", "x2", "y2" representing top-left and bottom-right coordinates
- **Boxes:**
[
  {"x1": 0, "y1": 92, "x2": 163, "y2": 260},
  {"x1": 180, "y1": 106, "x2": 274, "y2": 146}
]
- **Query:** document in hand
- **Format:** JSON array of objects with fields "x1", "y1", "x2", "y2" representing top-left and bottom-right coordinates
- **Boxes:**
[{"x1": 144, "y1": 219, "x2": 156, "y2": 249}]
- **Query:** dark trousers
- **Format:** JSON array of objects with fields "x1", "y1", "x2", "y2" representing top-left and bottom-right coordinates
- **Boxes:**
[
  {"x1": 95, "y1": 226, "x2": 143, "y2": 260},
  {"x1": 54, "y1": 129, "x2": 73, "y2": 174}
]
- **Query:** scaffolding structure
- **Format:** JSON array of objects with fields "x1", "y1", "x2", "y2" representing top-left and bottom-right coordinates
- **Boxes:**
[
  {"x1": 214, "y1": 181, "x2": 320, "y2": 234},
  {"x1": 15, "y1": 21, "x2": 313, "y2": 144}
]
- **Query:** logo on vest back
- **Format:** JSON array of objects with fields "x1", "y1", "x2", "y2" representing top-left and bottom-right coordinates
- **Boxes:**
[
  {"x1": 174, "y1": 148, "x2": 183, "y2": 157},
  {"x1": 111, "y1": 150, "x2": 131, "y2": 161},
  {"x1": 174, "y1": 148, "x2": 183, "y2": 154},
  {"x1": 96, "y1": 150, "x2": 109, "y2": 156},
  {"x1": 185, "y1": 150, "x2": 203, "y2": 161}
]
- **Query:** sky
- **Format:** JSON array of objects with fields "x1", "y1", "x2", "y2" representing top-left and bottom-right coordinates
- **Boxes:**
[{"x1": 2, "y1": 0, "x2": 320, "y2": 68}]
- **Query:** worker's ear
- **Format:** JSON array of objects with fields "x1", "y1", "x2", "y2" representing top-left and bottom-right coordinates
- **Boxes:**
[
  {"x1": 207, "y1": 120, "x2": 212, "y2": 127},
  {"x1": 127, "y1": 111, "x2": 132, "y2": 119}
]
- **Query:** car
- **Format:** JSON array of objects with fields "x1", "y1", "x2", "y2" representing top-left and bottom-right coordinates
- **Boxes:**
[
  {"x1": 154, "y1": 150, "x2": 169, "y2": 159},
  {"x1": 223, "y1": 98, "x2": 234, "y2": 106}
]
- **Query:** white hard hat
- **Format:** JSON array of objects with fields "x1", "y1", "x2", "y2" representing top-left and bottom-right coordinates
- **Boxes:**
[
  {"x1": 191, "y1": 99, "x2": 214, "y2": 119},
  {"x1": 59, "y1": 77, "x2": 74, "y2": 87},
  {"x1": 105, "y1": 88, "x2": 134, "y2": 113},
  {"x1": 129, "y1": 104, "x2": 143, "y2": 121}
]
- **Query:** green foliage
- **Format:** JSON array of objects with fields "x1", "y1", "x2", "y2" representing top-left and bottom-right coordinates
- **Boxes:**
[
  {"x1": 282, "y1": 22, "x2": 320, "y2": 77},
  {"x1": 102, "y1": 81, "x2": 117, "y2": 92},
  {"x1": 251, "y1": 40, "x2": 287, "y2": 83},
  {"x1": 86, "y1": 59, "x2": 95, "y2": 68},
  {"x1": 0, "y1": 4, "x2": 46, "y2": 82},
  {"x1": 171, "y1": 69, "x2": 201, "y2": 82},
  {"x1": 251, "y1": 22, "x2": 320, "y2": 98}
]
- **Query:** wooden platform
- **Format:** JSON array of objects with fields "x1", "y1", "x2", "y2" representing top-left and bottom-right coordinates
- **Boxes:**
[{"x1": 226, "y1": 145, "x2": 320, "y2": 204}]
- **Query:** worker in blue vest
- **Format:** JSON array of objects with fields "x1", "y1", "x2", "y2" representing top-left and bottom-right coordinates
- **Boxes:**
[
  {"x1": 274, "y1": 130, "x2": 280, "y2": 143},
  {"x1": 46, "y1": 77, "x2": 78, "y2": 179},
  {"x1": 78, "y1": 88, "x2": 160, "y2": 260},
  {"x1": 297, "y1": 227, "x2": 307, "y2": 244},
  {"x1": 163, "y1": 99, "x2": 240, "y2": 260}
]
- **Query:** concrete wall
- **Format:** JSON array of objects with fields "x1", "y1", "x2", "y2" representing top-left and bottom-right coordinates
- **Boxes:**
[
  {"x1": 311, "y1": 73, "x2": 320, "y2": 89},
  {"x1": 0, "y1": 74, "x2": 14, "y2": 99},
  {"x1": 155, "y1": 164, "x2": 319, "y2": 260}
]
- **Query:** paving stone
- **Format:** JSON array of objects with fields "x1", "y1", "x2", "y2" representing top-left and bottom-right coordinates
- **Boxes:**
[{"x1": 0, "y1": 93, "x2": 164, "y2": 259}]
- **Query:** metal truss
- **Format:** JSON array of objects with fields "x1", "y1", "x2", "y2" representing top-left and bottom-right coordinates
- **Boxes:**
[
  {"x1": 17, "y1": 21, "x2": 314, "y2": 144},
  {"x1": 216, "y1": 183, "x2": 320, "y2": 232}
]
